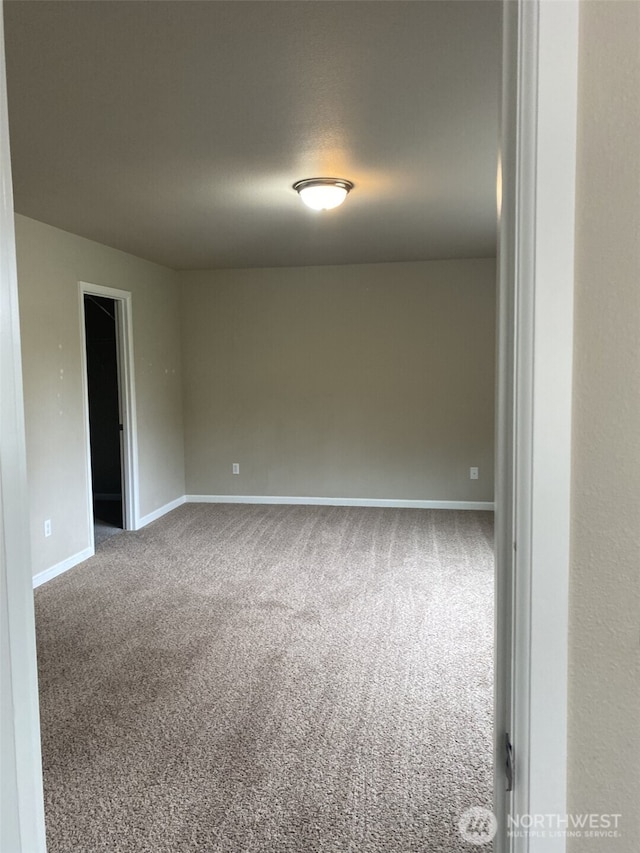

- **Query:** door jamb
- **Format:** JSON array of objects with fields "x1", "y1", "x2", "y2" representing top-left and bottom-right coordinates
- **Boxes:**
[
  {"x1": 0, "y1": 7, "x2": 47, "y2": 850},
  {"x1": 79, "y1": 282, "x2": 140, "y2": 535},
  {"x1": 495, "y1": 1, "x2": 578, "y2": 850}
]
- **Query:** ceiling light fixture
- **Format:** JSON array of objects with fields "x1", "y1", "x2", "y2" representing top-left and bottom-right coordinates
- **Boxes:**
[{"x1": 293, "y1": 178, "x2": 354, "y2": 211}]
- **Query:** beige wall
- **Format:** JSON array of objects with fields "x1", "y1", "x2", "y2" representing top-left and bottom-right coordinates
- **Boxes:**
[
  {"x1": 16, "y1": 215, "x2": 185, "y2": 578},
  {"x1": 568, "y1": 2, "x2": 640, "y2": 847},
  {"x1": 179, "y1": 259, "x2": 496, "y2": 502}
]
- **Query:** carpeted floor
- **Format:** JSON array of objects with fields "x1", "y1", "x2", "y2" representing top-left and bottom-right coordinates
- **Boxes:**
[
  {"x1": 35, "y1": 504, "x2": 494, "y2": 852},
  {"x1": 94, "y1": 517, "x2": 123, "y2": 546}
]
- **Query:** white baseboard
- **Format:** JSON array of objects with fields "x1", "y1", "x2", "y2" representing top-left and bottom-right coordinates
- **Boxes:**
[
  {"x1": 32, "y1": 496, "x2": 187, "y2": 588},
  {"x1": 32, "y1": 546, "x2": 94, "y2": 589},
  {"x1": 185, "y1": 495, "x2": 495, "y2": 511},
  {"x1": 136, "y1": 495, "x2": 186, "y2": 529},
  {"x1": 31, "y1": 494, "x2": 493, "y2": 589}
]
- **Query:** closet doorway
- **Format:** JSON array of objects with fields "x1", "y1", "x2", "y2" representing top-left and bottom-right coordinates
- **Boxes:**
[{"x1": 80, "y1": 282, "x2": 138, "y2": 545}]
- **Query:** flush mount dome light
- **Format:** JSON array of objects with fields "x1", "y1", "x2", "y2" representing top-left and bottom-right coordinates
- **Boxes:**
[{"x1": 293, "y1": 178, "x2": 354, "y2": 211}]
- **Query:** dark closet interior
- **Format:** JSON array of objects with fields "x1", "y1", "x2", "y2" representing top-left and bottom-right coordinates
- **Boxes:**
[{"x1": 84, "y1": 294, "x2": 123, "y2": 531}]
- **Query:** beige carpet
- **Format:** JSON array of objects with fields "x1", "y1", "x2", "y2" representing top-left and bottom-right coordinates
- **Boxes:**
[
  {"x1": 35, "y1": 504, "x2": 494, "y2": 852},
  {"x1": 93, "y1": 518, "x2": 123, "y2": 547}
]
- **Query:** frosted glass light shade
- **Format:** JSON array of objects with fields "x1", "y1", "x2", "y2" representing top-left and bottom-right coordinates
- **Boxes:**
[{"x1": 293, "y1": 178, "x2": 354, "y2": 211}]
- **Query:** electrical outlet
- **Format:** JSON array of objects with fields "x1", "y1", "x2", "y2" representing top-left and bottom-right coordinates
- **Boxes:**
[
  {"x1": 232, "y1": 463, "x2": 240, "y2": 475},
  {"x1": 469, "y1": 467, "x2": 479, "y2": 480},
  {"x1": 44, "y1": 519, "x2": 52, "y2": 537}
]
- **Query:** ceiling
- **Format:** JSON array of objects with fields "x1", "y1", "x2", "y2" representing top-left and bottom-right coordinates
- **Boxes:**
[{"x1": 3, "y1": 1, "x2": 501, "y2": 271}]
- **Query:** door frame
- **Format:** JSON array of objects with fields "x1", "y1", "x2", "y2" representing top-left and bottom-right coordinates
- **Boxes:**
[
  {"x1": 79, "y1": 282, "x2": 140, "y2": 537},
  {"x1": 1, "y1": 0, "x2": 579, "y2": 849},
  {"x1": 0, "y1": 7, "x2": 47, "y2": 850},
  {"x1": 494, "y1": 1, "x2": 578, "y2": 850}
]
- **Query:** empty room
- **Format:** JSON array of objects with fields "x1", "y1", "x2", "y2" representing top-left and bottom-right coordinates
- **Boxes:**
[{"x1": 4, "y1": 1, "x2": 501, "y2": 850}]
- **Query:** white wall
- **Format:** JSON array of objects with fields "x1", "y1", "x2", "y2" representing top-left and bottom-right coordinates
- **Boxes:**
[
  {"x1": 179, "y1": 259, "x2": 496, "y2": 502},
  {"x1": 568, "y1": 1, "x2": 640, "y2": 847},
  {"x1": 15, "y1": 215, "x2": 185, "y2": 578}
]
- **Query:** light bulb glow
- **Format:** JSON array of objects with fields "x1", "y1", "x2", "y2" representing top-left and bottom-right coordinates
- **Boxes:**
[
  {"x1": 293, "y1": 178, "x2": 353, "y2": 211},
  {"x1": 298, "y1": 184, "x2": 347, "y2": 210}
]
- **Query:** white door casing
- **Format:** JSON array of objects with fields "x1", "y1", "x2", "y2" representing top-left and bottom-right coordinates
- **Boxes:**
[
  {"x1": 494, "y1": 1, "x2": 578, "y2": 851},
  {"x1": 79, "y1": 282, "x2": 140, "y2": 535},
  {"x1": 0, "y1": 5, "x2": 47, "y2": 850}
]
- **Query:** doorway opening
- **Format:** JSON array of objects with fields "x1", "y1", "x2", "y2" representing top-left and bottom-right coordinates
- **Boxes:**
[
  {"x1": 83, "y1": 294, "x2": 123, "y2": 544},
  {"x1": 2, "y1": 1, "x2": 580, "y2": 850},
  {"x1": 80, "y1": 282, "x2": 138, "y2": 547}
]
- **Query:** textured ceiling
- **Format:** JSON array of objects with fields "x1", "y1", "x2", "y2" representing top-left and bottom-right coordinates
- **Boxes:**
[{"x1": 3, "y1": 1, "x2": 501, "y2": 270}]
